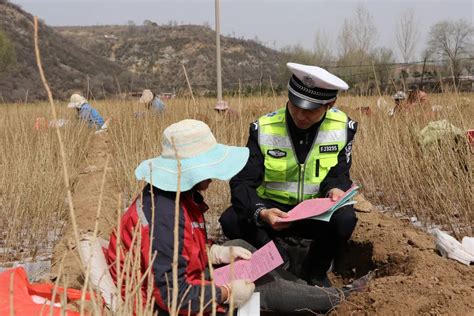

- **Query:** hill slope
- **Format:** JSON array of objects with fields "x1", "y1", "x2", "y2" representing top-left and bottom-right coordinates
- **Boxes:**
[
  {"x1": 56, "y1": 24, "x2": 286, "y2": 94},
  {"x1": 0, "y1": 1, "x2": 127, "y2": 102}
]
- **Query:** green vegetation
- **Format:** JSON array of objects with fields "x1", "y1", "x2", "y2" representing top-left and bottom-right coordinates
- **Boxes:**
[{"x1": 0, "y1": 28, "x2": 15, "y2": 72}]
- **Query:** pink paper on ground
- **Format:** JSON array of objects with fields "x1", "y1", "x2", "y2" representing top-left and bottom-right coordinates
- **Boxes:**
[
  {"x1": 213, "y1": 241, "x2": 283, "y2": 286},
  {"x1": 278, "y1": 185, "x2": 358, "y2": 223}
]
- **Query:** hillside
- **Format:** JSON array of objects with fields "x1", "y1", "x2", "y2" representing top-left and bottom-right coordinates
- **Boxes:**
[
  {"x1": 55, "y1": 24, "x2": 286, "y2": 95},
  {"x1": 0, "y1": 1, "x2": 127, "y2": 102}
]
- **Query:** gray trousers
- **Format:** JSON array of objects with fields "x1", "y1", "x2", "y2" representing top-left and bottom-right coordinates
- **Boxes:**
[{"x1": 223, "y1": 240, "x2": 344, "y2": 314}]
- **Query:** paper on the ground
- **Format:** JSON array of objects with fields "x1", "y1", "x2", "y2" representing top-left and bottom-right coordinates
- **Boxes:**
[
  {"x1": 277, "y1": 185, "x2": 359, "y2": 223},
  {"x1": 213, "y1": 241, "x2": 283, "y2": 287},
  {"x1": 237, "y1": 292, "x2": 260, "y2": 316}
]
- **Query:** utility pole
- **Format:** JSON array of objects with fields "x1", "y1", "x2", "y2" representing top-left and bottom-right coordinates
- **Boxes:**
[{"x1": 215, "y1": 0, "x2": 228, "y2": 110}]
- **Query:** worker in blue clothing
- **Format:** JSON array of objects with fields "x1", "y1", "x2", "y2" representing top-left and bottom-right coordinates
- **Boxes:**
[
  {"x1": 139, "y1": 89, "x2": 165, "y2": 112},
  {"x1": 67, "y1": 94, "x2": 106, "y2": 130}
]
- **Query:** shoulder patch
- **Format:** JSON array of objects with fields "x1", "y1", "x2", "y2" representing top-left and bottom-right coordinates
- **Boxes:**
[
  {"x1": 345, "y1": 140, "x2": 354, "y2": 163},
  {"x1": 252, "y1": 120, "x2": 259, "y2": 131},
  {"x1": 348, "y1": 119, "x2": 358, "y2": 131},
  {"x1": 266, "y1": 111, "x2": 277, "y2": 117}
]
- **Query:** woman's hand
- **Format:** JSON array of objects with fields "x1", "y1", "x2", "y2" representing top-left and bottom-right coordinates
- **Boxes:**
[
  {"x1": 209, "y1": 245, "x2": 252, "y2": 265},
  {"x1": 221, "y1": 280, "x2": 255, "y2": 307}
]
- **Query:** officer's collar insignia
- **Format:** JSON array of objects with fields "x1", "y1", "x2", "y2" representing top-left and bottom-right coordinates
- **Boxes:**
[{"x1": 267, "y1": 149, "x2": 287, "y2": 158}]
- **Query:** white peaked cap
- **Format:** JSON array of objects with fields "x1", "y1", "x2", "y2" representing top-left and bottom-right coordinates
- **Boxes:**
[{"x1": 287, "y1": 62, "x2": 349, "y2": 91}]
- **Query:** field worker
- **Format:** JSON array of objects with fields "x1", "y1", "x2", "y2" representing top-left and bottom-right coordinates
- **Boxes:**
[
  {"x1": 67, "y1": 94, "x2": 106, "y2": 130},
  {"x1": 105, "y1": 119, "x2": 370, "y2": 315},
  {"x1": 139, "y1": 89, "x2": 165, "y2": 112},
  {"x1": 407, "y1": 85, "x2": 429, "y2": 107},
  {"x1": 214, "y1": 100, "x2": 240, "y2": 120},
  {"x1": 219, "y1": 62, "x2": 359, "y2": 287},
  {"x1": 388, "y1": 91, "x2": 407, "y2": 116}
]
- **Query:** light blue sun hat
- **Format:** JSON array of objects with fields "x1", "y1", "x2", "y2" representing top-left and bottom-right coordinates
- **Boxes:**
[{"x1": 135, "y1": 119, "x2": 249, "y2": 192}]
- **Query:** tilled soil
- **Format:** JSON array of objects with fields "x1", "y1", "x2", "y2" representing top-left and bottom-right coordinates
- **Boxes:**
[{"x1": 333, "y1": 209, "x2": 474, "y2": 315}]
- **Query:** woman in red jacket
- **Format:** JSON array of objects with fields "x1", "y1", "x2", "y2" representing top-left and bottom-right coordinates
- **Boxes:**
[
  {"x1": 106, "y1": 119, "x2": 253, "y2": 315},
  {"x1": 106, "y1": 119, "x2": 371, "y2": 315}
]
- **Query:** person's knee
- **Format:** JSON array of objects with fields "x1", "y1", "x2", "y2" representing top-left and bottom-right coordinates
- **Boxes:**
[
  {"x1": 331, "y1": 206, "x2": 358, "y2": 240},
  {"x1": 222, "y1": 239, "x2": 257, "y2": 253}
]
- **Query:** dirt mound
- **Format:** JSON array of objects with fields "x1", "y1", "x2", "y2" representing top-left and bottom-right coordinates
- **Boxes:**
[
  {"x1": 51, "y1": 132, "x2": 120, "y2": 288},
  {"x1": 334, "y1": 209, "x2": 474, "y2": 315}
]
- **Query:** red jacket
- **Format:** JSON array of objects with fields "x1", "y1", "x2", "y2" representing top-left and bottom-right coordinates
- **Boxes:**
[{"x1": 106, "y1": 184, "x2": 225, "y2": 314}]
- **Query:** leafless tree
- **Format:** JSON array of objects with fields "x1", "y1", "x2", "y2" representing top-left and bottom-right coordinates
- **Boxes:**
[
  {"x1": 336, "y1": 4, "x2": 378, "y2": 91},
  {"x1": 395, "y1": 10, "x2": 419, "y2": 64},
  {"x1": 313, "y1": 30, "x2": 333, "y2": 66},
  {"x1": 338, "y1": 4, "x2": 377, "y2": 57},
  {"x1": 427, "y1": 19, "x2": 473, "y2": 78}
]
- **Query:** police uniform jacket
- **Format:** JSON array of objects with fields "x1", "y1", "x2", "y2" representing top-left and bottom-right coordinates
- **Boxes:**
[{"x1": 230, "y1": 104, "x2": 357, "y2": 223}]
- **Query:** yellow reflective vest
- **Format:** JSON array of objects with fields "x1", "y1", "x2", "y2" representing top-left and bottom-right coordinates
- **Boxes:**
[{"x1": 256, "y1": 107, "x2": 348, "y2": 205}]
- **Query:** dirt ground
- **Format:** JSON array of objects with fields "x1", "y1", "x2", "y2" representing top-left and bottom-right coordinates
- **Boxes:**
[
  {"x1": 51, "y1": 133, "x2": 119, "y2": 288},
  {"x1": 52, "y1": 132, "x2": 474, "y2": 315}
]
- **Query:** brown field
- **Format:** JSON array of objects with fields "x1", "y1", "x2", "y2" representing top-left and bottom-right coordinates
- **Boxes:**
[{"x1": 0, "y1": 93, "x2": 473, "y2": 314}]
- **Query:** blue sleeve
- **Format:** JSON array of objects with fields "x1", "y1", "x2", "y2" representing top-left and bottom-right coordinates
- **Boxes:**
[
  {"x1": 79, "y1": 104, "x2": 104, "y2": 129},
  {"x1": 89, "y1": 107, "x2": 105, "y2": 129},
  {"x1": 152, "y1": 98, "x2": 165, "y2": 112}
]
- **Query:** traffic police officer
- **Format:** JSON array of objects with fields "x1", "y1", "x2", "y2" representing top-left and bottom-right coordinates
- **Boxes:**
[{"x1": 219, "y1": 62, "x2": 359, "y2": 287}]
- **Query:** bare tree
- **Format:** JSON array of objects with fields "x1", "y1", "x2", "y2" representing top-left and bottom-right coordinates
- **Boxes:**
[
  {"x1": 338, "y1": 4, "x2": 377, "y2": 57},
  {"x1": 336, "y1": 4, "x2": 378, "y2": 90},
  {"x1": 395, "y1": 10, "x2": 419, "y2": 64},
  {"x1": 427, "y1": 19, "x2": 473, "y2": 79},
  {"x1": 313, "y1": 30, "x2": 333, "y2": 66}
]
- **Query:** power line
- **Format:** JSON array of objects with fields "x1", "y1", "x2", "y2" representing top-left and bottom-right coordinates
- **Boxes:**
[{"x1": 322, "y1": 57, "x2": 474, "y2": 69}]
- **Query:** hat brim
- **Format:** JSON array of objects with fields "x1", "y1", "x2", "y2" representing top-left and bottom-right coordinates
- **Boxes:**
[
  {"x1": 289, "y1": 91, "x2": 327, "y2": 110},
  {"x1": 139, "y1": 96, "x2": 154, "y2": 104},
  {"x1": 134, "y1": 144, "x2": 249, "y2": 192},
  {"x1": 68, "y1": 102, "x2": 80, "y2": 108}
]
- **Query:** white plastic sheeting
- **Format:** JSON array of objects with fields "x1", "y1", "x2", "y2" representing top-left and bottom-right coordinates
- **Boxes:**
[
  {"x1": 78, "y1": 233, "x2": 119, "y2": 311},
  {"x1": 433, "y1": 229, "x2": 474, "y2": 266}
]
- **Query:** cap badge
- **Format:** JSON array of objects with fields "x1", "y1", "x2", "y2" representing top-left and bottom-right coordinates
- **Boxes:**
[{"x1": 302, "y1": 75, "x2": 315, "y2": 88}]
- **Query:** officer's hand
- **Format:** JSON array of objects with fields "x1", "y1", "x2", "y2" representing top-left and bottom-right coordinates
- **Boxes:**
[
  {"x1": 209, "y1": 245, "x2": 252, "y2": 265},
  {"x1": 223, "y1": 280, "x2": 255, "y2": 307},
  {"x1": 260, "y1": 208, "x2": 291, "y2": 231},
  {"x1": 328, "y1": 188, "x2": 345, "y2": 201}
]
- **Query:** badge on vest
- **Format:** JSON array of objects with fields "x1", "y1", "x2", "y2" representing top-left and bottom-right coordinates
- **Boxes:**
[
  {"x1": 319, "y1": 145, "x2": 339, "y2": 153},
  {"x1": 267, "y1": 149, "x2": 287, "y2": 158}
]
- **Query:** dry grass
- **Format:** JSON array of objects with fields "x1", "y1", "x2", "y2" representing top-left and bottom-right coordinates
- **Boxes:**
[
  {"x1": 0, "y1": 93, "x2": 472, "y2": 314},
  {"x1": 105, "y1": 94, "x2": 473, "y2": 239},
  {"x1": 0, "y1": 104, "x2": 90, "y2": 262}
]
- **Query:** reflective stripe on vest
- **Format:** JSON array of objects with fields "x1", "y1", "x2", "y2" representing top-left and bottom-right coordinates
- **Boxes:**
[{"x1": 257, "y1": 107, "x2": 348, "y2": 205}]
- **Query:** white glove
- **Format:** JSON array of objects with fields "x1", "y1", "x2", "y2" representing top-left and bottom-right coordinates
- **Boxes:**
[
  {"x1": 209, "y1": 244, "x2": 251, "y2": 265},
  {"x1": 224, "y1": 280, "x2": 255, "y2": 307}
]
